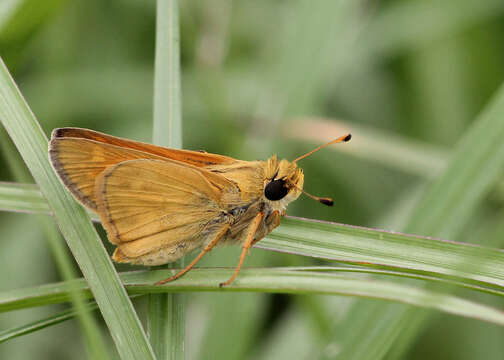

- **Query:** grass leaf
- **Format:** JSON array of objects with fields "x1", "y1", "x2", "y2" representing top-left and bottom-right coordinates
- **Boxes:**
[
  {"x1": 330, "y1": 82, "x2": 504, "y2": 360},
  {"x1": 2, "y1": 182, "x2": 504, "y2": 293},
  {"x1": 149, "y1": 0, "x2": 184, "y2": 358},
  {"x1": 1, "y1": 268, "x2": 503, "y2": 327},
  {"x1": 0, "y1": 58, "x2": 156, "y2": 359}
]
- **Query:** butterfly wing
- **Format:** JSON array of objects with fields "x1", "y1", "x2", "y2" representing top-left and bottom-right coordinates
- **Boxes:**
[
  {"x1": 94, "y1": 159, "x2": 239, "y2": 266},
  {"x1": 52, "y1": 128, "x2": 236, "y2": 166},
  {"x1": 49, "y1": 128, "x2": 237, "y2": 210}
]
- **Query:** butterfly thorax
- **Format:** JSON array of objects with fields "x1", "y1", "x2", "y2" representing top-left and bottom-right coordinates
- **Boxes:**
[
  {"x1": 206, "y1": 155, "x2": 303, "y2": 213},
  {"x1": 196, "y1": 156, "x2": 298, "y2": 248}
]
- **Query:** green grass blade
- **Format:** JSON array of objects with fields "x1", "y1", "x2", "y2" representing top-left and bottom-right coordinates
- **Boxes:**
[
  {"x1": 0, "y1": 181, "x2": 52, "y2": 215},
  {"x1": 384, "y1": 78, "x2": 504, "y2": 360},
  {"x1": 149, "y1": 0, "x2": 184, "y2": 358},
  {"x1": 0, "y1": 181, "x2": 99, "y2": 221},
  {"x1": 331, "y1": 82, "x2": 504, "y2": 360},
  {"x1": 36, "y1": 219, "x2": 109, "y2": 359},
  {"x1": 2, "y1": 183, "x2": 504, "y2": 291},
  {"x1": 0, "y1": 131, "x2": 109, "y2": 359},
  {"x1": 0, "y1": 303, "x2": 98, "y2": 344},
  {"x1": 2, "y1": 267, "x2": 502, "y2": 313},
  {"x1": 153, "y1": 0, "x2": 182, "y2": 148},
  {"x1": 406, "y1": 84, "x2": 504, "y2": 238},
  {"x1": 1, "y1": 268, "x2": 503, "y2": 327},
  {"x1": 0, "y1": 58, "x2": 156, "y2": 359},
  {"x1": 262, "y1": 217, "x2": 504, "y2": 290}
]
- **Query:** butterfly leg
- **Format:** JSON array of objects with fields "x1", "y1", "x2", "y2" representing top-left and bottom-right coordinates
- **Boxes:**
[
  {"x1": 155, "y1": 223, "x2": 230, "y2": 285},
  {"x1": 219, "y1": 212, "x2": 264, "y2": 287},
  {"x1": 251, "y1": 210, "x2": 280, "y2": 247}
]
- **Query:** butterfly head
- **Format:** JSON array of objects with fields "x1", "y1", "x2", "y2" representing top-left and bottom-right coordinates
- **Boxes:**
[
  {"x1": 263, "y1": 133, "x2": 352, "y2": 210},
  {"x1": 263, "y1": 156, "x2": 304, "y2": 210}
]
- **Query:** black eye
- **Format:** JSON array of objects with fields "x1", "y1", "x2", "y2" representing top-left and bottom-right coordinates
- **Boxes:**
[{"x1": 264, "y1": 179, "x2": 289, "y2": 201}]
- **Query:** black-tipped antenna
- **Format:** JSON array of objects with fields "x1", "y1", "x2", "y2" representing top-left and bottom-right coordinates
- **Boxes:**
[
  {"x1": 290, "y1": 133, "x2": 351, "y2": 206},
  {"x1": 293, "y1": 133, "x2": 351, "y2": 163},
  {"x1": 290, "y1": 182, "x2": 334, "y2": 207}
]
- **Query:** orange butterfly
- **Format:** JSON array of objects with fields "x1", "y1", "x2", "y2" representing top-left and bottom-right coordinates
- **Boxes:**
[{"x1": 49, "y1": 128, "x2": 350, "y2": 286}]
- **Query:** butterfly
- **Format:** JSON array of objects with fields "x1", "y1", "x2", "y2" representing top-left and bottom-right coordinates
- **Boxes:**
[{"x1": 49, "y1": 127, "x2": 350, "y2": 286}]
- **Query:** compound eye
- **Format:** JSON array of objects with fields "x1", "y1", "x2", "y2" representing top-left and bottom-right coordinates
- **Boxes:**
[{"x1": 264, "y1": 179, "x2": 288, "y2": 201}]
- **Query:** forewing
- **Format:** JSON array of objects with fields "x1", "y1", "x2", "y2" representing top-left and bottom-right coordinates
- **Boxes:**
[
  {"x1": 95, "y1": 159, "x2": 237, "y2": 262},
  {"x1": 49, "y1": 128, "x2": 238, "y2": 210},
  {"x1": 53, "y1": 128, "x2": 236, "y2": 166},
  {"x1": 49, "y1": 137, "x2": 168, "y2": 209}
]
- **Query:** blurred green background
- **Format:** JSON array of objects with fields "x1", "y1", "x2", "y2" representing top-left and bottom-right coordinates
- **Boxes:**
[{"x1": 1, "y1": 0, "x2": 504, "y2": 359}]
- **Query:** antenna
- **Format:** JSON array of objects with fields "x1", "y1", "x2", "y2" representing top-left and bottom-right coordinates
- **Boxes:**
[
  {"x1": 293, "y1": 133, "x2": 351, "y2": 163},
  {"x1": 290, "y1": 133, "x2": 352, "y2": 206},
  {"x1": 289, "y1": 182, "x2": 334, "y2": 207}
]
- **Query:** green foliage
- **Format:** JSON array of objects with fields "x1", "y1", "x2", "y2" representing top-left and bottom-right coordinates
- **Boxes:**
[{"x1": 1, "y1": 0, "x2": 504, "y2": 359}]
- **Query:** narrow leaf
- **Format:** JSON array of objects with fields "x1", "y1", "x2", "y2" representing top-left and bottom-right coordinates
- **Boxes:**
[
  {"x1": 1, "y1": 269, "x2": 503, "y2": 327},
  {"x1": 0, "y1": 58, "x2": 156, "y2": 359},
  {"x1": 149, "y1": 0, "x2": 184, "y2": 358}
]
